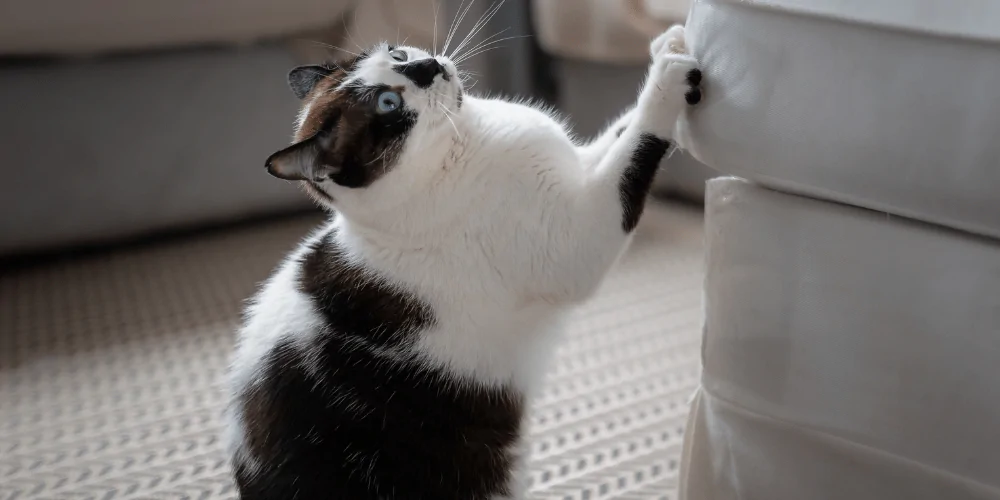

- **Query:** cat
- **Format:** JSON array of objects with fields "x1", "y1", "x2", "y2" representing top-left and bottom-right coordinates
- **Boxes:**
[{"x1": 224, "y1": 24, "x2": 702, "y2": 500}]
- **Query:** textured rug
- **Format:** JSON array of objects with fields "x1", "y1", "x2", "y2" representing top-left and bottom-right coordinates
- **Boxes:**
[{"x1": 0, "y1": 202, "x2": 705, "y2": 500}]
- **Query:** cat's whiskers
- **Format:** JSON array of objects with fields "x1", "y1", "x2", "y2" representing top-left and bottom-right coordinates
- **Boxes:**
[
  {"x1": 432, "y1": 0, "x2": 441, "y2": 55},
  {"x1": 453, "y1": 34, "x2": 530, "y2": 65},
  {"x1": 442, "y1": 0, "x2": 475, "y2": 57},
  {"x1": 441, "y1": 107, "x2": 460, "y2": 139},
  {"x1": 345, "y1": 8, "x2": 366, "y2": 53},
  {"x1": 448, "y1": 1, "x2": 501, "y2": 59},
  {"x1": 454, "y1": 44, "x2": 510, "y2": 66},
  {"x1": 449, "y1": 0, "x2": 507, "y2": 61},
  {"x1": 451, "y1": 27, "x2": 512, "y2": 63},
  {"x1": 435, "y1": 88, "x2": 462, "y2": 139},
  {"x1": 366, "y1": 148, "x2": 390, "y2": 166},
  {"x1": 305, "y1": 40, "x2": 362, "y2": 59}
]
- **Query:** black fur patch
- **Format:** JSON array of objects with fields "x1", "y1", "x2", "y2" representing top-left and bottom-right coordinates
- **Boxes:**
[
  {"x1": 232, "y1": 233, "x2": 525, "y2": 499},
  {"x1": 288, "y1": 65, "x2": 332, "y2": 100},
  {"x1": 323, "y1": 84, "x2": 418, "y2": 188},
  {"x1": 619, "y1": 133, "x2": 671, "y2": 232},
  {"x1": 266, "y1": 83, "x2": 418, "y2": 190},
  {"x1": 299, "y1": 231, "x2": 432, "y2": 348},
  {"x1": 267, "y1": 53, "x2": 416, "y2": 193}
]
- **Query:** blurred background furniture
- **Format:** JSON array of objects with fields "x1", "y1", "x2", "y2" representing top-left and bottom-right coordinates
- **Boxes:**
[
  {"x1": 1, "y1": 0, "x2": 445, "y2": 255},
  {"x1": 680, "y1": 0, "x2": 1000, "y2": 498}
]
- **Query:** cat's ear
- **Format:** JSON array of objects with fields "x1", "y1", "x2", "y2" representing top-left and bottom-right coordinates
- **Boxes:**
[
  {"x1": 265, "y1": 129, "x2": 338, "y2": 182},
  {"x1": 288, "y1": 65, "x2": 332, "y2": 99}
]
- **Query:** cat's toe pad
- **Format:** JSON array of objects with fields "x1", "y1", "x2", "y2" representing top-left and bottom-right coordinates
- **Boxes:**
[
  {"x1": 649, "y1": 53, "x2": 703, "y2": 107},
  {"x1": 685, "y1": 69, "x2": 702, "y2": 105}
]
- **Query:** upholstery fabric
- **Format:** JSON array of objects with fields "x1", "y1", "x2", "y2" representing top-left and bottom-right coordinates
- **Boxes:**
[
  {"x1": 683, "y1": 178, "x2": 1000, "y2": 500},
  {"x1": 682, "y1": 0, "x2": 1000, "y2": 239}
]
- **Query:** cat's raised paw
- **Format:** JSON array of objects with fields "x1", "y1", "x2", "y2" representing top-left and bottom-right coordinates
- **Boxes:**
[
  {"x1": 645, "y1": 24, "x2": 703, "y2": 107},
  {"x1": 647, "y1": 52, "x2": 702, "y2": 108},
  {"x1": 650, "y1": 24, "x2": 688, "y2": 59}
]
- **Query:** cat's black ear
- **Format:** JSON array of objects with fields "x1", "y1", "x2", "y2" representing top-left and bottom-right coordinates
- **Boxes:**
[
  {"x1": 288, "y1": 65, "x2": 331, "y2": 99},
  {"x1": 265, "y1": 129, "x2": 337, "y2": 182}
]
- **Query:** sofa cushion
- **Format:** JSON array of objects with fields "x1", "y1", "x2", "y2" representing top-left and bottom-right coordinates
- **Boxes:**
[
  {"x1": 683, "y1": 0, "x2": 1000, "y2": 238},
  {"x1": 0, "y1": 0, "x2": 355, "y2": 55},
  {"x1": 0, "y1": 46, "x2": 313, "y2": 255},
  {"x1": 684, "y1": 177, "x2": 1000, "y2": 500}
]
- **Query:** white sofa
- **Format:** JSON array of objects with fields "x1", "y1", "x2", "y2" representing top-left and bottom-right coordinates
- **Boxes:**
[{"x1": 679, "y1": 0, "x2": 1000, "y2": 498}]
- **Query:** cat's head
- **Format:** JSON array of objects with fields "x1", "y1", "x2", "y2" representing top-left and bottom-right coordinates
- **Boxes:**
[{"x1": 265, "y1": 43, "x2": 463, "y2": 213}]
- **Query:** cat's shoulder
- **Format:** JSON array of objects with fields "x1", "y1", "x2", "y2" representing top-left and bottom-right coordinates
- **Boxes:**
[{"x1": 465, "y1": 95, "x2": 571, "y2": 136}]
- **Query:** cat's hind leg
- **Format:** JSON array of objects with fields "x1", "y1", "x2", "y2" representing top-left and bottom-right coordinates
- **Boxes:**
[{"x1": 592, "y1": 25, "x2": 700, "y2": 228}]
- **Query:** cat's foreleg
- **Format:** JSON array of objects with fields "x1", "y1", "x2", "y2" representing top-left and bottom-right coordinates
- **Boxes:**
[
  {"x1": 576, "y1": 25, "x2": 699, "y2": 173},
  {"x1": 590, "y1": 25, "x2": 700, "y2": 228},
  {"x1": 557, "y1": 26, "x2": 702, "y2": 301},
  {"x1": 577, "y1": 107, "x2": 635, "y2": 172}
]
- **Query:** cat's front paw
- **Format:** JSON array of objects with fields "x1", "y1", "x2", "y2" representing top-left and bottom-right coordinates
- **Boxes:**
[
  {"x1": 640, "y1": 54, "x2": 702, "y2": 116},
  {"x1": 650, "y1": 24, "x2": 688, "y2": 58},
  {"x1": 631, "y1": 24, "x2": 702, "y2": 135},
  {"x1": 648, "y1": 25, "x2": 702, "y2": 106}
]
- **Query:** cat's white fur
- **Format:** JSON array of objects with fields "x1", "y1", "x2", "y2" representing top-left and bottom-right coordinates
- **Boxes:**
[{"x1": 227, "y1": 25, "x2": 697, "y2": 497}]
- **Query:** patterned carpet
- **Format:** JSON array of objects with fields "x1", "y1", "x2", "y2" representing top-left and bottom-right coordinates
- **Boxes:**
[{"x1": 0, "y1": 202, "x2": 705, "y2": 500}]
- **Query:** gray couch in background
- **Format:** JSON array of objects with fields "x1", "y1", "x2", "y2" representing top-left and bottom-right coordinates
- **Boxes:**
[{"x1": 0, "y1": 0, "x2": 448, "y2": 256}]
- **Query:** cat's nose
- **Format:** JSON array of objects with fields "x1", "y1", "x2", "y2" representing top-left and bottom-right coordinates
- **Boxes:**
[{"x1": 395, "y1": 59, "x2": 447, "y2": 89}]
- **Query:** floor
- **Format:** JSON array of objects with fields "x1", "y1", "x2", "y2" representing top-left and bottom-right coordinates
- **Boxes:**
[{"x1": 0, "y1": 202, "x2": 705, "y2": 500}]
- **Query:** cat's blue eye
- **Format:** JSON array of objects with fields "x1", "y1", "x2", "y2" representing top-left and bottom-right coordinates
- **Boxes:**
[
  {"x1": 376, "y1": 90, "x2": 402, "y2": 114},
  {"x1": 389, "y1": 49, "x2": 408, "y2": 62}
]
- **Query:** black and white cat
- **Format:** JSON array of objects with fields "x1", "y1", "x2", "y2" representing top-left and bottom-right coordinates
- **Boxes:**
[{"x1": 225, "y1": 24, "x2": 702, "y2": 500}]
